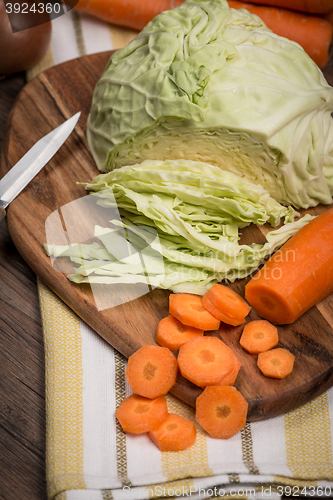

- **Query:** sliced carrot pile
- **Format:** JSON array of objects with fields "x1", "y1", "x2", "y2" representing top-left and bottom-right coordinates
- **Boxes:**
[
  {"x1": 169, "y1": 293, "x2": 220, "y2": 331},
  {"x1": 202, "y1": 284, "x2": 251, "y2": 326},
  {"x1": 257, "y1": 348, "x2": 295, "y2": 379},
  {"x1": 115, "y1": 394, "x2": 169, "y2": 434},
  {"x1": 125, "y1": 344, "x2": 178, "y2": 399},
  {"x1": 156, "y1": 315, "x2": 204, "y2": 350},
  {"x1": 177, "y1": 335, "x2": 240, "y2": 387},
  {"x1": 219, "y1": 357, "x2": 242, "y2": 386},
  {"x1": 115, "y1": 289, "x2": 266, "y2": 445},
  {"x1": 196, "y1": 385, "x2": 248, "y2": 439},
  {"x1": 148, "y1": 413, "x2": 197, "y2": 451},
  {"x1": 240, "y1": 320, "x2": 279, "y2": 354}
]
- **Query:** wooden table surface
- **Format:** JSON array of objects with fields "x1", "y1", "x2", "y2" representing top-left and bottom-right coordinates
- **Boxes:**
[
  {"x1": 0, "y1": 73, "x2": 47, "y2": 500},
  {"x1": 1, "y1": 55, "x2": 333, "y2": 500}
]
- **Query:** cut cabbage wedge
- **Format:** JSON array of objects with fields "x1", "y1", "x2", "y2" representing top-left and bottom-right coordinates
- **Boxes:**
[{"x1": 87, "y1": 0, "x2": 333, "y2": 209}]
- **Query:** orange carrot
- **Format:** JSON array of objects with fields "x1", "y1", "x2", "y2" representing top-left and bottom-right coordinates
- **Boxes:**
[
  {"x1": 208, "y1": 284, "x2": 251, "y2": 319},
  {"x1": 125, "y1": 344, "x2": 178, "y2": 399},
  {"x1": 115, "y1": 394, "x2": 169, "y2": 434},
  {"x1": 71, "y1": 0, "x2": 333, "y2": 32},
  {"x1": 169, "y1": 293, "x2": 220, "y2": 331},
  {"x1": 239, "y1": 320, "x2": 279, "y2": 354},
  {"x1": 196, "y1": 385, "x2": 248, "y2": 439},
  {"x1": 228, "y1": 1, "x2": 333, "y2": 68},
  {"x1": 148, "y1": 413, "x2": 196, "y2": 451},
  {"x1": 70, "y1": 0, "x2": 184, "y2": 31},
  {"x1": 202, "y1": 293, "x2": 246, "y2": 326},
  {"x1": 177, "y1": 335, "x2": 240, "y2": 387},
  {"x1": 156, "y1": 315, "x2": 204, "y2": 350},
  {"x1": 231, "y1": 0, "x2": 333, "y2": 13},
  {"x1": 202, "y1": 284, "x2": 251, "y2": 326},
  {"x1": 219, "y1": 357, "x2": 242, "y2": 386},
  {"x1": 245, "y1": 209, "x2": 333, "y2": 325},
  {"x1": 257, "y1": 348, "x2": 295, "y2": 378}
]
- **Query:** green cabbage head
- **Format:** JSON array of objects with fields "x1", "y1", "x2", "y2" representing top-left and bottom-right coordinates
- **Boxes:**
[{"x1": 87, "y1": 0, "x2": 333, "y2": 209}]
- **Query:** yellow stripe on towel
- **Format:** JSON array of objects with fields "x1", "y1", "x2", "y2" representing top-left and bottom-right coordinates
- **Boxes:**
[
  {"x1": 38, "y1": 279, "x2": 85, "y2": 499},
  {"x1": 109, "y1": 25, "x2": 138, "y2": 50},
  {"x1": 26, "y1": 47, "x2": 55, "y2": 81},
  {"x1": 284, "y1": 393, "x2": 333, "y2": 480}
]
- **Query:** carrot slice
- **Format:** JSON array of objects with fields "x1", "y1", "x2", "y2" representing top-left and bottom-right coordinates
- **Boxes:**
[
  {"x1": 202, "y1": 293, "x2": 246, "y2": 326},
  {"x1": 169, "y1": 293, "x2": 220, "y2": 331},
  {"x1": 219, "y1": 357, "x2": 242, "y2": 386},
  {"x1": 115, "y1": 394, "x2": 169, "y2": 434},
  {"x1": 206, "y1": 284, "x2": 251, "y2": 323},
  {"x1": 245, "y1": 208, "x2": 333, "y2": 324},
  {"x1": 196, "y1": 385, "x2": 248, "y2": 439},
  {"x1": 177, "y1": 336, "x2": 239, "y2": 387},
  {"x1": 148, "y1": 413, "x2": 196, "y2": 451},
  {"x1": 239, "y1": 320, "x2": 279, "y2": 354},
  {"x1": 126, "y1": 345, "x2": 178, "y2": 399},
  {"x1": 257, "y1": 348, "x2": 295, "y2": 379},
  {"x1": 156, "y1": 315, "x2": 204, "y2": 350}
]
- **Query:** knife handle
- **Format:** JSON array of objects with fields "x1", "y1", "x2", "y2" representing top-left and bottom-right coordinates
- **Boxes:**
[{"x1": 0, "y1": 206, "x2": 6, "y2": 222}]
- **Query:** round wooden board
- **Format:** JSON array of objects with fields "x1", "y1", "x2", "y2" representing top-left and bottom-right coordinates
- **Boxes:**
[{"x1": 1, "y1": 51, "x2": 333, "y2": 421}]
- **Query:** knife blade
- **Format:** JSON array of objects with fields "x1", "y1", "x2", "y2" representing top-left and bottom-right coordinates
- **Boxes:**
[{"x1": 0, "y1": 112, "x2": 81, "y2": 221}]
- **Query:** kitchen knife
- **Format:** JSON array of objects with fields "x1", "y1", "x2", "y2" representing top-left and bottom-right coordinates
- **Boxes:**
[{"x1": 0, "y1": 111, "x2": 81, "y2": 221}]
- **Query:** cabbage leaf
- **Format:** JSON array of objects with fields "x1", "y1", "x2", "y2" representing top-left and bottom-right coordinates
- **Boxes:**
[{"x1": 45, "y1": 160, "x2": 313, "y2": 295}]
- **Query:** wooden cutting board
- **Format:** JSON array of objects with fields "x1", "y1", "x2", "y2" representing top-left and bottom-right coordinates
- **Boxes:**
[{"x1": 2, "y1": 51, "x2": 333, "y2": 421}]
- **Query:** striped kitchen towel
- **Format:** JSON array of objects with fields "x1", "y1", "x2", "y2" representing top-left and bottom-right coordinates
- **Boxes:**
[
  {"x1": 32, "y1": 9, "x2": 333, "y2": 500},
  {"x1": 26, "y1": 9, "x2": 138, "y2": 81},
  {"x1": 38, "y1": 278, "x2": 333, "y2": 500}
]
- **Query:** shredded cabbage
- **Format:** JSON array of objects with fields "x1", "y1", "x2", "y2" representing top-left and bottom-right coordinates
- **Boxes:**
[
  {"x1": 44, "y1": 160, "x2": 313, "y2": 295},
  {"x1": 87, "y1": 0, "x2": 333, "y2": 208}
]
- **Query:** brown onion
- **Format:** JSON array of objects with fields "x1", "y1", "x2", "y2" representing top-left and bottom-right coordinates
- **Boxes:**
[{"x1": 0, "y1": 0, "x2": 52, "y2": 75}]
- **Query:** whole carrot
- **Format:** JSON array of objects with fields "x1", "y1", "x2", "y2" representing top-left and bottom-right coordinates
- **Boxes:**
[
  {"x1": 70, "y1": 0, "x2": 184, "y2": 31},
  {"x1": 228, "y1": 0, "x2": 333, "y2": 68},
  {"x1": 233, "y1": 0, "x2": 333, "y2": 14},
  {"x1": 245, "y1": 209, "x2": 333, "y2": 325}
]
